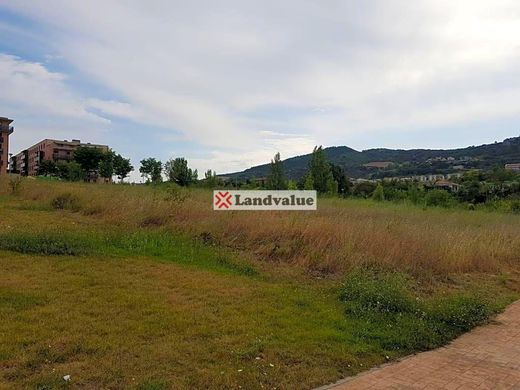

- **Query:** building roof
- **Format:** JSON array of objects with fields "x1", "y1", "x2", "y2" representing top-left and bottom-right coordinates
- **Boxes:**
[
  {"x1": 434, "y1": 180, "x2": 459, "y2": 187},
  {"x1": 363, "y1": 161, "x2": 393, "y2": 169}
]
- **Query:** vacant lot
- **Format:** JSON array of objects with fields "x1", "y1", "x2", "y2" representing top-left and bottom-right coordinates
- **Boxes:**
[{"x1": 1, "y1": 178, "x2": 519, "y2": 389}]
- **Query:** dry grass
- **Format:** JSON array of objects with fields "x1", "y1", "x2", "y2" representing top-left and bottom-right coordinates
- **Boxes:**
[
  {"x1": 3, "y1": 177, "x2": 519, "y2": 278},
  {"x1": 0, "y1": 177, "x2": 519, "y2": 389}
]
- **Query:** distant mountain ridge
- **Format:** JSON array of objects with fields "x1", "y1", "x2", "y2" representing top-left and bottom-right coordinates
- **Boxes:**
[{"x1": 224, "y1": 136, "x2": 520, "y2": 180}]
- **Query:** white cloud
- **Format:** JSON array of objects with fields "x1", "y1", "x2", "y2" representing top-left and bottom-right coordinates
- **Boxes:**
[
  {"x1": 0, "y1": 54, "x2": 113, "y2": 158},
  {"x1": 0, "y1": 54, "x2": 107, "y2": 123},
  {"x1": 1, "y1": 0, "x2": 520, "y2": 174}
]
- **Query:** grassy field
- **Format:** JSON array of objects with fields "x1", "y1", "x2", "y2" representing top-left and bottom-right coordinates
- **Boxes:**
[{"x1": 0, "y1": 178, "x2": 519, "y2": 389}]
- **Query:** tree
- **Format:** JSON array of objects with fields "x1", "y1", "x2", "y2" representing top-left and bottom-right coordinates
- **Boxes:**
[
  {"x1": 372, "y1": 183, "x2": 385, "y2": 201},
  {"x1": 113, "y1": 154, "x2": 133, "y2": 182},
  {"x1": 73, "y1": 146, "x2": 104, "y2": 172},
  {"x1": 203, "y1": 169, "x2": 222, "y2": 188},
  {"x1": 139, "y1": 158, "x2": 163, "y2": 183},
  {"x1": 352, "y1": 181, "x2": 377, "y2": 198},
  {"x1": 99, "y1": 151, "x2": 115, "y2": 180},
  {"x1": 56, "y1": 161, "x2": 84, "y2": 182},
  {"x1": 326, "y1": 171, "x2": 338, "y2": 194},
  {"x1": 287, "y1": 180, "x2": 297, "y2": 190},
  {"x1": 164, "y1": 157, "x2": 194, "y2": 186},
  {"x1": 303, "y1": 174, "x2": 314, "y2": 190},
  {"x1": 267, "y1": 152, "x2": 287, "y2": 190},
  {"x1": 408, "y1": 184, "x2": 423, "y2": 204},
  {"x1": 330, "y1": 164, "x2": 351, "y2": 196},
  {"x1": 458, "y1": 180, "x2": 485, "y2": 204},
  {"x1": 37, "y1": 160, "x2": 58, "y2": 176},
  {"x1": 309, "y1": 146, "x2": 332, "y2": 193},
  {"x1": 204, "y1": 169, "x2": 214, "y2": 180}
]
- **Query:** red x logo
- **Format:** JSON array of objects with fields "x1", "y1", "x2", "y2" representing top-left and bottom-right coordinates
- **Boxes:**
[{"x1": 215, "y1": 191, "x2": 232, "y2": 209}]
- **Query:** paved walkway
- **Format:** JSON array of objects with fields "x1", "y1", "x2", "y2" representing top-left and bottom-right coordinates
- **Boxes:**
[{"x1": 323, "y1": 300, "x2": 520, "y2": 390}]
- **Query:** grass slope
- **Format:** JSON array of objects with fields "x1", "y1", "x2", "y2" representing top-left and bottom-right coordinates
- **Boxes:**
[{"x1": 0, "y1": 179, "x2": 519, "y2": 389}]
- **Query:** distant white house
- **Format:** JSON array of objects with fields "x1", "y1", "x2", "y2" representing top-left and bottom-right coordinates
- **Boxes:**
[{"x1": 505, "y1": 163, "x2": 520, "y2": 172}]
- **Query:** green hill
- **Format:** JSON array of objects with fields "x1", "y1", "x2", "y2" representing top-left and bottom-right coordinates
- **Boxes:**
[{"x1": 224, "y1": 136, "x2": 520, "y2": 180}]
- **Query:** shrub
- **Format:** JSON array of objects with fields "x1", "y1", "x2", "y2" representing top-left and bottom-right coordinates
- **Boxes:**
[
  {"x1": 425, "y1": 189, "x2": 453, "y2": 208},
  {"x1": 340, "y1": 268, "x2": 495, "y2": 352},
  {"x1": 8, "y1": 175, "x2": 24, "y2": 195},
  {"x1": 352, "y1": 182, "x2": 377, "y2": 198},
  {"x1": 510, "y1": 200, "x2": 520, "y2": 214},
  {"x1": 163, "y1": 184, "x2": 188, "y2": 203},
  {"x1": 340, "y1": 267, "x2": 416, "y2": 314},
  {"x1": 427, "y1": 295, "x2": 491, "y2": 332},
  {"x1": 51, "y1": 193, "x2": 82, "y2": 211},
  {"x1": 371, "y1": 184, "x2": 385, "y2": 202}
]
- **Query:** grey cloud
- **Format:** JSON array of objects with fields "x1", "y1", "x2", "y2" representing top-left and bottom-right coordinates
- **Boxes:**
[{"x1": 1, "y1": 0, "x2": 519, "y2": 173}]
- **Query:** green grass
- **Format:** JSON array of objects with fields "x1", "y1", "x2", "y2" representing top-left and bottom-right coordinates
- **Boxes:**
[
  {"x1": 0, "y1": 183, "x2": 518, "y2": 389},
  {"x1": 340, "y1": 267, "x2": 507, "y2": 352},
  {"x1": 0, "y1": 229, "x2": 257, "y2": 277}
]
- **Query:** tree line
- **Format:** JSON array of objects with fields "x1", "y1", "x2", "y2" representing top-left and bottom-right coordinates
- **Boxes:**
[
  {"x1": 197, "y1": 146, "x2": 520, "y2": 212},
  {"x1": 47, "y1": 145, "x2": 518, "y2": 213},
  {"x1": 37, "y1": 147, "x2": 133, "y2": 182}
]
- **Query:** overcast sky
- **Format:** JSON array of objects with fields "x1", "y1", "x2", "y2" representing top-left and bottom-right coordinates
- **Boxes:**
[{"x1": 1, "y1": 1, "x2": 519, "y2": 181}]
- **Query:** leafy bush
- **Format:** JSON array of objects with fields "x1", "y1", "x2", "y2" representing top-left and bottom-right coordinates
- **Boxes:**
[
  {"x1": 352, "y1": 181, "x2": 377, "y2": 198},
  {"x1": 425, "y1": 189, "x2": 454, "y2": 208},
  {"x1": 163, "y1": 184, "x2": 189, "y2": 203},
  {"x1": 8, "y1": 175, "x2": 24, "y2": 195},
  {"x1": 340, "y1": 267, "x2": 416, "y2": 314},
  {"x1": 510, "y1": 200, "x2": 520, "y2": 214},
  {"x1": 426, "y1": 295, "x2": 491, "y2": 332},
  {"x1": 51, "y1": 193, "x2": 82, "y2": 211},
  {"x1": 340, "y1": 267, "x2": 496, "y2": 352},
  {"x1": 371, "y1": 184, "x2": 385, "y2": 202}
]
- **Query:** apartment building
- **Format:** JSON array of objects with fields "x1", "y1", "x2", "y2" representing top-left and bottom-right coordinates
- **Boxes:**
[
  {"x1": 10, "y1": 139, "x2": 109, "y2": 176},
  {"x1": 505, "y1": 163, "x2": 520, "y2": 172},
  {"x1": 0, "y1": 117, "x2": 14, "y2": 175}
]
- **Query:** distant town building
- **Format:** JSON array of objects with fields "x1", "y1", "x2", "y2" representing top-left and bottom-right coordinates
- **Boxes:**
[
  {"x1": 413, "y1": 174, "x2": 446, "y2": 182},
  {"x1": 434, "y1": 180, "x2": 461, "y2": 192},
  {"x1": 0, "y1": 117, "x2": 14, "y2": 175},
  {"x1": 505, "y1": 163, "x2": 520, "y2": 172},
  {"x1": 254, "y1": 177, "x2": 268, "y2": 186},
  {"x1": 363, "y1": 161, "x2": 393, "y2": 169},
  {"x1": 427, "y1": 156, "x2": 455, "y2": 162},
  {"x1": 10, "y1": 139, "x2": 109, "y2": 177},
  {"x1": 381, "y1": 173, "x2": 463, "y2": 183}
]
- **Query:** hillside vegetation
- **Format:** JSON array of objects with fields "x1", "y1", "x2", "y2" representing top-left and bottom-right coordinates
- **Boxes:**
[
  {"x1": 0, "y1": 178, "x2": 519, "y2": 389},
  {"x1": 227, "y1": 136, "x2": 520, "y2": 179}
]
